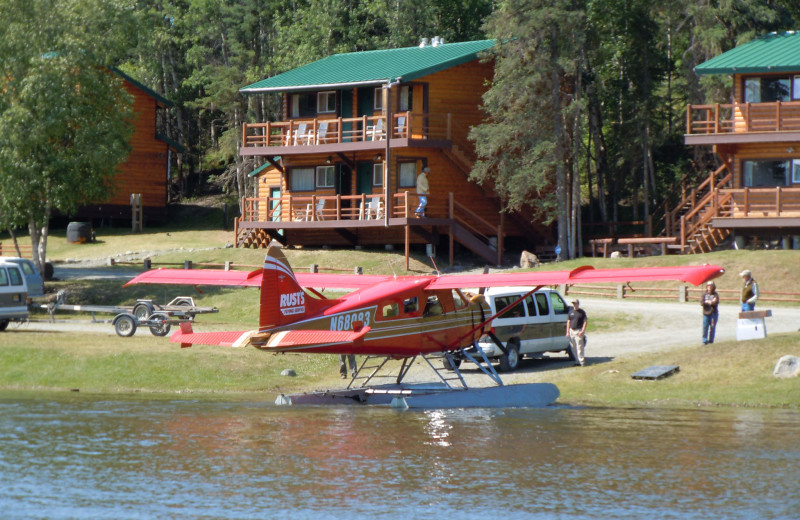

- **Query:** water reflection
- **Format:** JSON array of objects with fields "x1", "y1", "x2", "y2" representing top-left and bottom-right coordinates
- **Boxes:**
[{"x1": 0, "y1": 395, "x2": 798, "y2": 519}]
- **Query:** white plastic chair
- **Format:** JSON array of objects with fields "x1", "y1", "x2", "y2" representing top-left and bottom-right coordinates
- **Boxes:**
[{"x1": 316, "y1": 121, "x2": 329, "y2": 144}]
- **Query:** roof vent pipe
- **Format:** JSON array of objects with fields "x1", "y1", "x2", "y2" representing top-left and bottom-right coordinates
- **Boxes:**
[
  {"x1": 419, "y1": 38, "x2": 428, "y2": 48},
  {"x1": 431, "y1": 36, "x2": 440, "y2": 47}
]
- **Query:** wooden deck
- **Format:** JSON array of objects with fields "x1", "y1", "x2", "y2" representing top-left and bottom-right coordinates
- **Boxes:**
[
  {"x1": 240, "y1": 112, "x2": 465, "y2": 156},
  {"x1": 685, "y1": 101, "x2": 800, "y2": 144},
  {"x1": 235, "y1": 192, "x2": 505, "y2": 267}
]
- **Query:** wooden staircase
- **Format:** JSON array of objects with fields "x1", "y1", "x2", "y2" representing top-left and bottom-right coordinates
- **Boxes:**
[{"x1": 656, "y1": 160, "x2": 734, "y2": 254}]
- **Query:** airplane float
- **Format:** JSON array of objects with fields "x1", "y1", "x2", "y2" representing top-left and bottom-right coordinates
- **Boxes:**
[{"x1": 125, "y1": 246, "x2": 724, "y2": 409}]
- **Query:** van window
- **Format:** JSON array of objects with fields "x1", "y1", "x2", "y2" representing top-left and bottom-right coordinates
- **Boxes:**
[
  {"x1": 551, "y1": 293, "x2": 568, "y2": 314},
  {"x1": 495, "y1": 295, "x2": 525, "y2": 318},
  {"x1": 0, "y1": 268, "x2": 7, "y2": 286},
  {"x1": 535, "y1": 293, "x2": 550, "y2": 315},
  {"x1": 8, "y1": 267, "x2": 22, "y2": 286},
  {"x1": 18, "y1": 261, "x2": 35, "y2": 275},
  {"x1": 525, "y1": 295, "x2": 538, "y2": 316}
]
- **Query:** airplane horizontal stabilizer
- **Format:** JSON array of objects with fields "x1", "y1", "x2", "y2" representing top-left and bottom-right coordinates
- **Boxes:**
[
  {"x1": 169, "y1": 328, "x2": 256, "y2": 348},
  {"x1": 257, "y1": 327, "x2": 371, "y2": 353}
]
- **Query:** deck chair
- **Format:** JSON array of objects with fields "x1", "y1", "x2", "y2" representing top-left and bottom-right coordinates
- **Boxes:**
[
  {"x1": 396, "y1": 116, "x2": 406, "y2": 138},
  {"x1": 289, "y1": 123, "x2": 309, "y2": 145},
  {"x1": 304, "y1": 199, "x2": 325, "y2": 221},
  {"x1": 367, "y1": 197, "x2": 384, "y2": 219},
  {"x1": 370, "y1": 118, "x2": 384, "y2": 141},
  {"x1": 316, "y1": 121, "x2": 329, "y2": 144}
]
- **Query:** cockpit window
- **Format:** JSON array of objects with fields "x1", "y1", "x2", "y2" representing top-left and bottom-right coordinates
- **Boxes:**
[
  {"x1": 423, "y1": 295, "x2": 443, "y2": 317},
  {"x1": 452, "y1": 290, "x2": 468, "y2": 309}
]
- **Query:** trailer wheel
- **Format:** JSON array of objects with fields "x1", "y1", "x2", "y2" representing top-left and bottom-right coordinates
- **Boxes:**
[
  {"x1": 148, "y1": 312, "x2": 171, "y2": 337},
  {"x1": 133, "y1": 302, "x2": 154, "y2": 321},
  {"x1": 114, "y1": 314, "x2": 137, "y2": 337}
]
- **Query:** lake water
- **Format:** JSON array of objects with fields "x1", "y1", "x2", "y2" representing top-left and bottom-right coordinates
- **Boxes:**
[{"x1": 1, "y1": 395, "x2": 798, "y2": 519}]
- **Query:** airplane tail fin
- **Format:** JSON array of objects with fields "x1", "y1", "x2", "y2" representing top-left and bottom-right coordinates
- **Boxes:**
[{"x1": 259, "y1": 245, "x2": 309, "y2": 330}]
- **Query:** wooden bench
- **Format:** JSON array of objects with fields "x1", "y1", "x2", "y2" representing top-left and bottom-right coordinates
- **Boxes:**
[
  {"x1": 617, "y1": 237, "x2": 678, "y2": 257},
  {"x1": 588, "y1": 238, "x2": 614, "y2": 258}
]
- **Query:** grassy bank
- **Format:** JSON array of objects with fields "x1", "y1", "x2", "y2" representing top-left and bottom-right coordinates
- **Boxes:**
[{"x1": 2, "y1": 325, "x2": 798, "y2": 408}]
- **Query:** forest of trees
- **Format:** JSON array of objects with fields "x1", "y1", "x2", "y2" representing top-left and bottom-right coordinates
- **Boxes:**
[{"x1": 3, "y1": 0, "x2": 800, "y2": 262}]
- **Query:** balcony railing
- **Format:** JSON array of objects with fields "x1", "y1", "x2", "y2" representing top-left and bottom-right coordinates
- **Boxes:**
[
  {"x1": 686, "y1": 101, "x2": 800, "y2": 135},
  {"x1": 239, "y1": 192, "x2": 438, "y2": 223},
  {"x1": 241, "y1": 112, "x2": 457, "y2": 148},
  {"x1": 718, "y1": 187, "x2": 800, "y2": 218}
]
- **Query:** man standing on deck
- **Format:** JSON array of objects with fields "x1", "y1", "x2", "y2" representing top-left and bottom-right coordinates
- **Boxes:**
[
  {"x1": 415, "y1": 167, "x2": 430, "y2": 217},
  {"x1": 566, "y1": 299, "x2": 588, "y2": 366}
]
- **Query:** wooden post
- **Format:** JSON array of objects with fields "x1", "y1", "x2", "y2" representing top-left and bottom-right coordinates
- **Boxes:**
[
  {"x1": 405, "y1": 224, "x2": 410, "y2": 270},
  {"x1": 131, "y1": 193, "x2": 143, "y2": 232}
]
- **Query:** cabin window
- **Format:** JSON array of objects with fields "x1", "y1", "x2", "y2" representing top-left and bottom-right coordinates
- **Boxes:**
[
  {"x1": 290, "y1": 167, "x2": 315, "y2": 191},
  {"x1": 317, "y1": 91, "x2": 336, "y2": 113},
  {"x1": 0, "y1": 268, "x2": 7, "y2": 286},
  {"x1": 373, "y1": 163, "x2": 383, "y2": 186},
  {"x1": 551, "y1": 293, "x2": 569, "y2": 315},
  {"x1": 793, "y1": 160, "x2": 800, "y2": 183},
  {"x1": 316, "y1": 166, "x2": 335, "y2": 188},
  {"x1": 743, "y1": 77, "x2": 791, "y2": 103},
  {"x1": 403, "y1": 296, "x2": 418, "y2": 314},
  {"x1": 794, "y1": 77, "x2": 800, "y2": 100},
  {"x1": 743, "y1": 160, "x2": 790, "y2": 187},
  {"x1": 373, "y1": 87, "x2": 383, "y2": 110},
  {"x1": 8, "y1": 267, "x2": 22, "y2": 286},
  {"x1": 382, "y1": 303, "x2": 399, "y2": 318},
  {"x1": 291, "y1": 93, "x2": 316, "y2": 118},
  {"x1": 398, "y1": 162, "x2": 417, "y2": 187},
  {"x1": 399, "y1": 85, "x2": 412, "y2": 111},
  {"x1": 494, "y1": 295, "x2": 526, "y2": 319}
]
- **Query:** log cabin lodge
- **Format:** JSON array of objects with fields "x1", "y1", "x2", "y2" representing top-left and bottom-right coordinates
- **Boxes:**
[{"x1": 234, "y1": 38, "x2": 550, "y2": 267}]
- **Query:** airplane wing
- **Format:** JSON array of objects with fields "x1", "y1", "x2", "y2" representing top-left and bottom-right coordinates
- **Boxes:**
[
  {"x1": 124, "y1": 268, "x2": 262, "y2": 287},
  {"x1": 427, "y1": 264, "x2": 724, "y2": 289},
  {"x1": 125, "y1": 268, "x2": 392, "y2": 290}
]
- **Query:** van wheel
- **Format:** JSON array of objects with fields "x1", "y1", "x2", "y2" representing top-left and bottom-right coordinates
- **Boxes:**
[{"x1": 499, "y1": 341, "x2": 521, "y2": 372}]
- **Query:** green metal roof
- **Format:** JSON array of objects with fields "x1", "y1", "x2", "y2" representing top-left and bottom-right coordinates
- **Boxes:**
[
  {"x1": 695, "y1": 31, "x2": 800, "y2": 75},
  {"x1": 241, "y1": 39, "x2": 496, "y2": 93}
]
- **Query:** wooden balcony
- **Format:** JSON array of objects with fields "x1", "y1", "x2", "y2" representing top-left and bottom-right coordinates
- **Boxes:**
[
  {"x1": 239, "y1": 112, "x2": 465, "y2": 156},
  {"x1": 712, "y1": 187, "x2": 800, "y2": 229},
  {"x1": 685, "y1": 101, "x2": 800, "y2": 145},
  {"x1": 234, "y1": 192, "x2": 505, "y2": 267}
]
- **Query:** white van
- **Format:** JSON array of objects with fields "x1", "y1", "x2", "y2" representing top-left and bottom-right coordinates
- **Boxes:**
[
  {"x1": 473, "y1": 287, "x2": 572, "y2": 371},
  {"x1": 0, "y1": 261, "x2": 29, "y2": 331},
  {"x1": 0, "y1": 257, "x2": 44, "y2": 298}
]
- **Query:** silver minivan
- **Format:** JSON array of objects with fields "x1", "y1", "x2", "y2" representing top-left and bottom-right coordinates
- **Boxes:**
[
  {"x1": 474, "y1": 287, "x2": 572, "y2": 371},
  {"x1": 0, "y1": 261, "x2": 29, "y2": 331}
]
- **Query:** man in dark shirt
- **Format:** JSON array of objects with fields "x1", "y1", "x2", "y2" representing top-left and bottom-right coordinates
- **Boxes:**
[{"x1": 565, "y1": 299, "x2": 588, "y2": 366}]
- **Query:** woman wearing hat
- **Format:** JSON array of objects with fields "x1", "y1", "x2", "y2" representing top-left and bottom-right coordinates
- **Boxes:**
[{"x1": 701, "y1": 281, "x2": 719, "y2": 345}]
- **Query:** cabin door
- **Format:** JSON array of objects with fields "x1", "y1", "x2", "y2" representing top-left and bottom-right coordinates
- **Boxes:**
[
  {"x1": 356, "y1": 162, "x2": 372, "y2": 195},
  {"x1": 269, "y1": 187, "x2": 281, "y2": 222},
  {"x1": 337, "y1": 164, "x2": 353, "y2": 213},
  {"x1": 340, "y1": 89, "x2": 353, "y2": 142}
]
